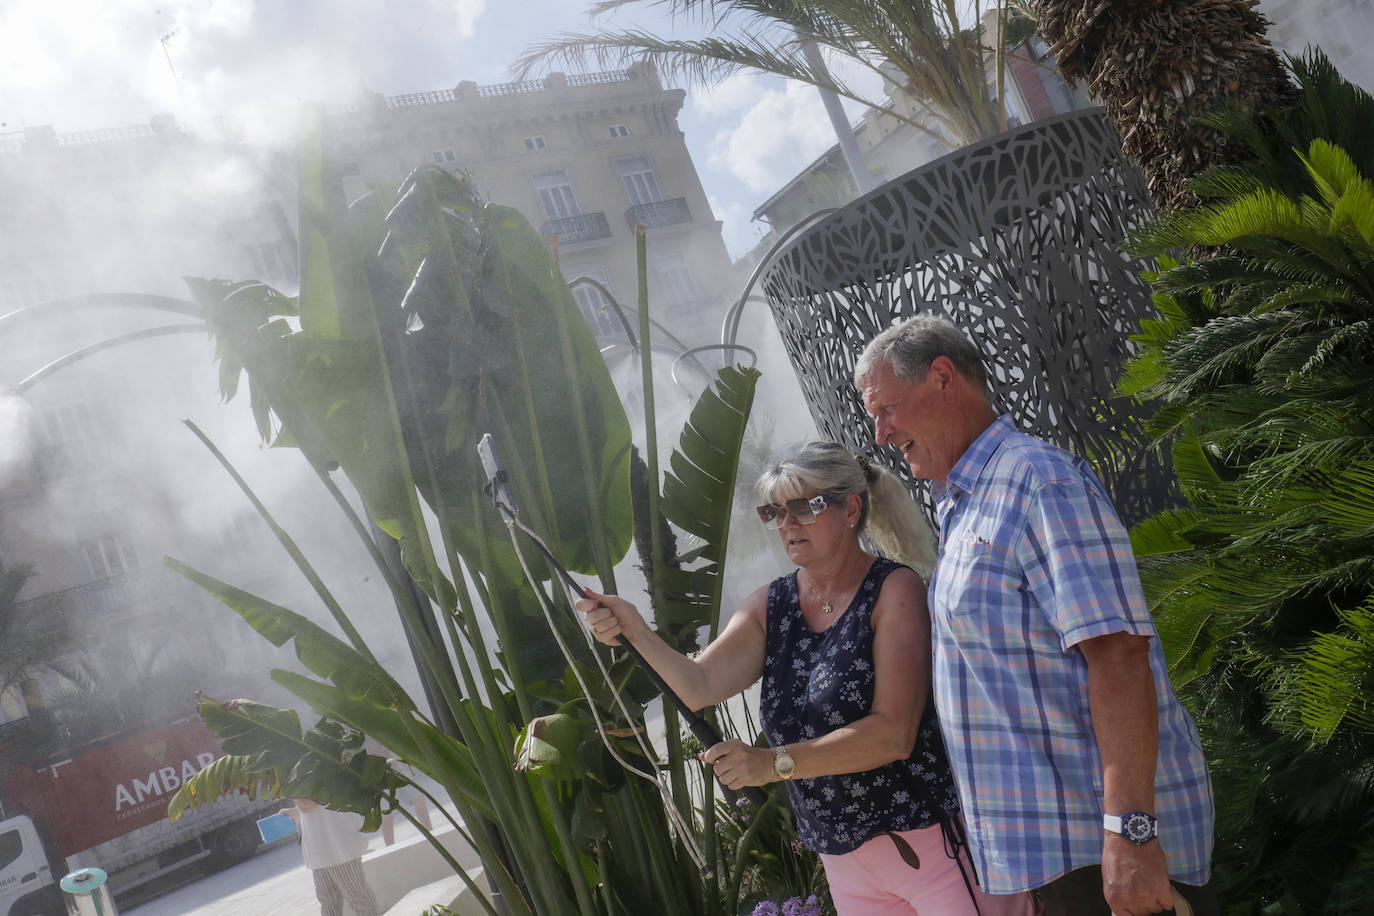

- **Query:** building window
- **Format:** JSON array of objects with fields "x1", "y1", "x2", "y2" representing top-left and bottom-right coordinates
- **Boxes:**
[
  {"x1": 534, "y1": 171, "x2": 581, "y2": 221},
  {"x1": 570, "y1": 270, "x2": 621, "y2": 338},
  {"x1": 432, "y1": 148, "x2": 457, "y2": 163},
  {"x1": 609, "y1": 124, "x2": 630, "y2": 138},
  {"x1": 40, "y1": 401, "x2": 101, "y2": 466},
  {"x1": 653, "y1": 254, "x2": 700, "y2": 307},
  {"x1": 524, "y1": 135, "x2": 547, "y2": 150},
  {"x1": 0, "y1": 685, "x2": 28, "y2": 726},
  {"x1": 81, "y1": 533, "x2": 140, "y2": 581},
  {"x1": 243, "y1": 240, "x2": 292, "y2": 281},
  {"x1": 617, "y1": 158, "x2": 663, "y2": 206}
]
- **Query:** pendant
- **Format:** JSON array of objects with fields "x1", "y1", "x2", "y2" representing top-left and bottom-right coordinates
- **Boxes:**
[{"x1": 822, "y1": 600, "x2": 834, "y2": 614}]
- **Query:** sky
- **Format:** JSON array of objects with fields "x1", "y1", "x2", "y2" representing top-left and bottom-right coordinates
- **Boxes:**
[{"x1": 0, "y1": 0, "x2": 874, "y2": 259}]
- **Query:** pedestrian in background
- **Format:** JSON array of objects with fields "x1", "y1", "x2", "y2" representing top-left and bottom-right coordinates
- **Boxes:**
[{"x1": 282, "y1": 798, "x2": 382, "y2": 916}]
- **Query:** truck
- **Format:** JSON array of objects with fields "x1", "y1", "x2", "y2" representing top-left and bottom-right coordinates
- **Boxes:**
[{"x1": 0, "y1": 714, "x2": 277, "y2": 916}]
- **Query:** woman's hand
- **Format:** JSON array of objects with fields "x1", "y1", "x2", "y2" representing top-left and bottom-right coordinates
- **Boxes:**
[
  {"x1": 700, "y1": 739, "x2": 776, "y2": 789},
  {"x1": 574, "y1": 590, "x2": 649, "y2": 646}
]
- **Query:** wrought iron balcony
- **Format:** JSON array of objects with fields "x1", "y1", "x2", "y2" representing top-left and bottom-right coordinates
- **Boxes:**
[
  {"x1": 626, "y1": 197, "x2": 691, "y2": 230},
  {"x1": 540, "y1": 211, "x2": 612, "y2": 244}
]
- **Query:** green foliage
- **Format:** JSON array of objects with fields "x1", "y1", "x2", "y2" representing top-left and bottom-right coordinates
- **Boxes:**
[
  {"x1": 519, "y1": 0, "x2": 1030, "y2": 149},
  {"x1": 168, "y1": 696, "x2": 399, "y2": 832},
  {"x1": 0, "y1": 562, "x2": 56, "y2": 696},
  {"x1": 654, "y1": 364, "x2": 762, "y2": 644},
  {"x1": 714, "y1": 794, "x2": 832, "y2": 914},
  {"x1": 154, "y1": 110, "x2": 805, "y2": 915},
  {"x1": 1121, "y1": 54, "x2": 1374, "y2": 913}
]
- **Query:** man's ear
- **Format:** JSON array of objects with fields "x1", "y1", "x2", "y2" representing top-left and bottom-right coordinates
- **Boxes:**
[{"x1": 928, "y1": 356, "x2": 958, "y2": 393}]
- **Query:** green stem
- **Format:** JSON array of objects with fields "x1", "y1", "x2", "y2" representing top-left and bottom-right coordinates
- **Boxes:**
[
  {"x1": 396, "y1": 805, "x2": 506, "y2": 916},
  {"x1": 543, "y1": 783, "x2": 599, "y2": 916},
  {"x1": 181, "y1": 420, "x2": 373, "y2": 660},
  {"x1": 728, "y1": 791, "x2": 781, "y2": 911}
]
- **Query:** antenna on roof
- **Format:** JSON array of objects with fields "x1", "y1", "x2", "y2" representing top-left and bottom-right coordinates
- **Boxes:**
[{"x1": 159, "y1": 25, "x2": 185, "y2": 107}]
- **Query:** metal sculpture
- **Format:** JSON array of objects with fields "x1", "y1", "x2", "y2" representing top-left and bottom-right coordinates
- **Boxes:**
[{"x1": 758, "y1": 109, "x2": 1175, "y2": 524}]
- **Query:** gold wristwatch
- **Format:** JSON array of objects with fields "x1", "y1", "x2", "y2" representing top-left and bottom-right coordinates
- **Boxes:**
[{"x1": 772, "y1": 746, "x2": 796, "y2": 781}]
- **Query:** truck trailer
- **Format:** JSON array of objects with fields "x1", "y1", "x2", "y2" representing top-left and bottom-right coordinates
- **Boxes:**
[{"x1": 0, "y1": 714, "x2": 276, "y2": 916}]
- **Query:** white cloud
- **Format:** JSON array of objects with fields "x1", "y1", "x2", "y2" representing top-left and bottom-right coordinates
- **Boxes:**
[
  {"x1": 0, "y1": 0, "x2": 497, "y2": 133},
  {"x1": 454, "y1": 0, "x2": 488, "y2": 38},
  {"x1": 692, "y1": 73, "x2": 769, "y2": 119},
  {"x1": 698, "y1": 78, "x2": 838, "y2": 194},
  {"x1": 707, "y1": 193, "x2": 763, "y2": 260}
]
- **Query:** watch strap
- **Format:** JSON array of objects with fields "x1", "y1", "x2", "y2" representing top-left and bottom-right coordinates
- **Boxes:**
[{"x1": 1103, "y1": 811, "x2": 1158, "y2": 844}]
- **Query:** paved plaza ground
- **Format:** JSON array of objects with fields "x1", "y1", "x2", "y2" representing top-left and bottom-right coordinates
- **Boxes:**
[{"x1": 122, "y1": 811, "x2": 467, "y2": 916}]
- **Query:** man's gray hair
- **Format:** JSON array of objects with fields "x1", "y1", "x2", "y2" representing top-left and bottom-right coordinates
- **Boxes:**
[{"x1": 853, "y1": 315, "x2": 988, "y2": 391}]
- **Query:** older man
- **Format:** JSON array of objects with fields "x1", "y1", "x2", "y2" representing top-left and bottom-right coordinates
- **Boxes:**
[{"x1": 855, "y1": 316, "x2": 1215, "y2": 916}]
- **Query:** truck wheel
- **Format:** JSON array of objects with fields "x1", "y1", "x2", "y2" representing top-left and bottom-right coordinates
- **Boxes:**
[
  {"x1": 14, "y1": 886, "x2": 65, "y2": 916},
  {"x1": 212, "y1": 822, "x2": 261, "y2": 862}
]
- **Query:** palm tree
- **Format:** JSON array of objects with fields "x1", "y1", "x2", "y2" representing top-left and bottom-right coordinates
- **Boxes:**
[
  {"x1": 1028, "y1": 0, "x2": 1296, "y2": 208},
  {"x1": 1119, "y1": 54, "x2": 1374, "y2": 911},
  {"x1": 0, "y1": 561, "x2": 80, "y2": 710},
  {"x1": 519, "y1": 0, "x2": 1037, "y2": 151}
]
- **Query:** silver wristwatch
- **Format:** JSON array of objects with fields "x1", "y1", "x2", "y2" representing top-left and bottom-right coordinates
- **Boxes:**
[{"x1": 1103, "y1": 811, "x2": 1158, "y2": 844}]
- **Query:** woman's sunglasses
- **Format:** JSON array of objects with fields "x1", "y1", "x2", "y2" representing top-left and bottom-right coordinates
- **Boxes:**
[{"x1": 755, "y1": 494, "x2": 840, "y2": 529}]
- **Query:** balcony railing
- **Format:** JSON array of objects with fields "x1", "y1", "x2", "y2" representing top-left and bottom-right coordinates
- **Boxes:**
[
  {"x1": 15, "y1": 567, "x2": 179, "y2": 621},
  {"x1": 626, "y1": 197, "x2": 691, "y2": 231},
  {"x1": 540, "y1": 212, "x2": 612, "y2": 244}
]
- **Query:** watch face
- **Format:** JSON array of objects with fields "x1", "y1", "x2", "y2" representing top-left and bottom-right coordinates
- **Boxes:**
[
  {"x1": 1123, "y1": 812, "x2": 1156, "y2": 843},
  {"x1": 774, "y1": 750, "x2": 795, "y2": 778}
]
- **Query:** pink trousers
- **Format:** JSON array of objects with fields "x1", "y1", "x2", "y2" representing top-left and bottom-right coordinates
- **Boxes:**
[{"x1": 819, "y1": 823, "x2": 1036, "y2": 916}]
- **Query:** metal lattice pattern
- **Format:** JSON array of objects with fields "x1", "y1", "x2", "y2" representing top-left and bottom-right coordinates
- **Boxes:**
[{"x1": 760, "y1": 110, "x2": 1175, "y2": 525}]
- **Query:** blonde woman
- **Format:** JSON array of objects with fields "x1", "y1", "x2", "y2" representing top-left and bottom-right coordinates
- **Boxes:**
[{"x1": 578, "y1": 442, "x2": 1033, "y2": 915}]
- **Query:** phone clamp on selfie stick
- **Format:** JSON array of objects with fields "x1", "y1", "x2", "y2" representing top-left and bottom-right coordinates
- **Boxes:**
[{"x1": 477, "y1": 434, "x2": 767, "y2": 807}]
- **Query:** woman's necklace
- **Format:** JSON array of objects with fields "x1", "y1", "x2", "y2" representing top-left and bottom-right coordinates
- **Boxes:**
[{"x1": 806, "y1": 573, "x2": 844, "y2": 614}]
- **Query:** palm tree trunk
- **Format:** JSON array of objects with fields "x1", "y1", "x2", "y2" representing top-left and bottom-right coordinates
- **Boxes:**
[
  {"x1": 1030, "y1": 0, "x2": 1296, "y2": 208},
  {"x1": 800, "y1": 38, "x2": 876, "y2": 194}
]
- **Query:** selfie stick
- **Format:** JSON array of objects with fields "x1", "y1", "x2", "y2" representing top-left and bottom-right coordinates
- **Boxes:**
[{"x1": 477, "y1": 434, "x2": 767, "y2": 806}]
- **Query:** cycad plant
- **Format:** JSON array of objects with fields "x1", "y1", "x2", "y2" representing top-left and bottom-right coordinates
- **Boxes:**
[
  {"x1": 1119, "y1": 54, "x2": 1374, "y2": 912},
  {"x1": 519, "y1": 0, "x2": 1037, "y2": 149}
]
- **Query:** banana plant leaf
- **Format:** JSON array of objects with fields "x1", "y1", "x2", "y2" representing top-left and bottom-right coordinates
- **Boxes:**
[
  {"x1": 373, "y1": 166, "x2": 634, "y2": 588},
  {"x1": 653, "y1": 365, "x2": 760, "y2": 642},
  {"x1": 169, "y1": 696, "x2": 399, "y2": 831},
  {"x1": 165, "y1": 557, "x2": 414, "y2": 713}
]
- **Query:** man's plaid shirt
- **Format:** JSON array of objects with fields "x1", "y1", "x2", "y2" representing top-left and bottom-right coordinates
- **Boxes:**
[{"x1": 927, "y1": 415, "x2": 1213, "y2": 894}]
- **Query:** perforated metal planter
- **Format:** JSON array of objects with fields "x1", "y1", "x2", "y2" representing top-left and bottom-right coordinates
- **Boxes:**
[{"x1": 758, "y1": 109, "x2": 1175, "y2": 525}]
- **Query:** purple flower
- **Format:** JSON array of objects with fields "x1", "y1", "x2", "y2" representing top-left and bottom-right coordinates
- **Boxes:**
[
  {"x1": 782, "y1": 897, "x2": 802, "y2": 916},
  {"x1": 801, "y1": 895, "x2": 822, "y2": 916},
  {"x1": 752, "y1": 902, "x2": 780, "y2": 916}
]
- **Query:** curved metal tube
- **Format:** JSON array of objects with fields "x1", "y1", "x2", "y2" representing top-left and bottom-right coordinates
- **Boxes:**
[
  {"x1": 0, "y1": 293, "x2": 202, "y2": 332},
  {"x1": 720, "y1": 208, "x2": 839, "y2": 351},
  {"x1": 669, "y1": 344, "x2": 759, "y2": 392},
  {"x1": 17, "y1": 324, "x2": 207, "y2": 392}
]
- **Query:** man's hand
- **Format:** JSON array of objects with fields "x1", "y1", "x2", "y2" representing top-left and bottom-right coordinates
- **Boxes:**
[{"x1": 1102, "y1": 837, "x2": 1173, "y2": 915}]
